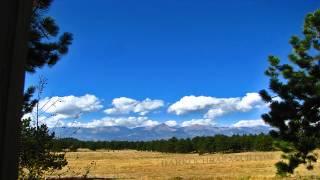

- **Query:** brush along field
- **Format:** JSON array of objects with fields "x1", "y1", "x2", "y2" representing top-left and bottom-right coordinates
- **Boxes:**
[{"x1": 49, "y1": 150, "x2": 320, "y2": 179}]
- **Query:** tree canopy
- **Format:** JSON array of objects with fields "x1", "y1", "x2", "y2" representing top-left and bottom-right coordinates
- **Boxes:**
[
  {"x1": 27, "y1": 0, "x2": 72, "y2": 73},
  {"x1": 19, "y1": 0, "x2": 73, "y2": 178},
  {"x1": 53, "y1": 134, "x2": 275, "y2": 154},
  {"x1": 260, "y1": 9, "x2": 320, "y2": 176}
]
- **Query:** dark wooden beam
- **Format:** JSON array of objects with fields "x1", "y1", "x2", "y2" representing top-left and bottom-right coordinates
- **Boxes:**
[{"x1": 0, "y1": 0, "x2": 32, "y2": 179}]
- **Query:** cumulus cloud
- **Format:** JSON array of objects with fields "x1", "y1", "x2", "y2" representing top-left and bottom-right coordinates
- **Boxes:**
[
  {"x1": 23, "y1": 94, "x2": 103, "y2": 127},
  {"x1": 236, "y1": 93, "x2": 264, "y2": 111},
  {"x1": 39, "y1": 115, "x2": 67, "y2": 128},
  {"x1": 164, "y1": 120, "x2": 178, "y2": 127},
  {"x1": 232, "y1": 119, "x2": 268, "y2": 127},
  {"x1": 168, "y1": 93, "x2": 265, "y2": 120},
  {"x1": 67, "y1": 116, "x2": 160, "y2": 128},
  {"x1": 203, "y1": 108, "x2": 225, "y2": 119},
  {"x1": 181, "y1": 118, "x2": 215, "y2": 127},
  {"x1": 104, "y1": 97, "x2": 164, "y2": 115},
  {"x1": 23, "y1": 93, "x2": 268, "y2": 129},
  {"x1": 39, "y1": 94, "x2": 103, "y2": 118},
  {"x1": 21, "y1": 113, "x2": 68, "y2": 128},
  {"x1": 168, "y1": 95, "x2": 223, "y2": 115}
]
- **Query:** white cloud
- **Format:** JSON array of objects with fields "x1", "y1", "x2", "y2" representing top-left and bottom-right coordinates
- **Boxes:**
[
  {"x1": 39, "y1": 94, "x2": 103, "y2": 118},
  {"x1": 21, "y1": 93, "x2": 268, "y2": 129},
  {"x1": 67, "y1": 116, "x2": 160, "y2": 128},
  {"x1": 169, "y1": 93, "x2": 265, "y2": 120},
  {"x1": 164, "y1": 120, "x2": 178, "y2": 127},
  {"x1": 168, "y1": 95, "x2": 222, "y2": 115},
  {"x1": 22, "y1": 113, "x2": 68, "y2": 128},
  {"x1": 142, "y1": 119, "x2": 160, "y2": 127},
  {"x1": 181, "y1": 118, "x2": 215, "y2": 127},
  {"x1": 39, "y1": 115, "x2": 67, "y2": 128},
  {"x1": 22, "y1": 94, "x2": 103, "y2": 128},
  {"x1": 204, "y1": 108, "x2": 225, "y2": 119},
  {"x1": 105, "y1": 97, "x2": 164, "y2": 115},
  {"x1": 236, "y1": 93, "x2": 264, "y2": 111},
  {"x1": 232, "y1": 119, "x2": 268, "y2": 128},
  {"x1": 272, "y1": 96, "x2": 283, "y2": 102}
]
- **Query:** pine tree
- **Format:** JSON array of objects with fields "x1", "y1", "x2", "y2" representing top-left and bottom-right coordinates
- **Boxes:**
[
  {"x1": 20, "y1": 79, "x2": 68, "y2": 179},
  {"x1": 19, "y1": 0, "x2": 73, "y2": 178},
  {"x1": 19, "y1": 118, "x2": 67, "y2": 178},
  {"x1": 260, "y1": 9, "x2": 320, "y2": 176},
  {"x1": 27, "y1": 0, "x2": 73, "y2": 73}
]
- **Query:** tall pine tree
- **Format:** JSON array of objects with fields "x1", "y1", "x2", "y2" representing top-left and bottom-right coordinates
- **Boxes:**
[
  {"x1": 260, "y1": 9, "x2": 320, "y2": 176},
  {"x1": 27, "y1": 0, "x2": 72, "y2": 73},
  {"x1": 19, "y1": 0, "x2": 73, "y2": 178}
]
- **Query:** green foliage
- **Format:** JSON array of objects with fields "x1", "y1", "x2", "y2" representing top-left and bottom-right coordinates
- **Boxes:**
[
  {"x1": 22, "y1": 87, "x2": 38, "y2": 115},
  {"x1": 19, "y1": 118, "x2": 67, "y2": 179},
  {"x1": 260, "y1": 9, "x2": 320, "y2": 176},
  {"x1": 19, "y1": 78, "x2": 68, "y2": 179},
  {"x1": 52, "y1": 134, "x2": 275, "y2": 154},
  {"x1": 26, "y1": 0, "x2": 73, "y2": 73},
  {"x1": 19, "y1": 0, "x2": 73, "y2": 177}
]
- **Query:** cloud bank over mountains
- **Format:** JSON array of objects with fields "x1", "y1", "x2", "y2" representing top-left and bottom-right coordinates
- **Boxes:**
[
  {"x1": 232, "y1": 119, "x2": 268, "y2": 127},
  {"x1": 23, "y1": 92, "x2": 268, "y2": 129},
  {"x1": 67, "y1": 116, "x2": 160, "y2": 128}
]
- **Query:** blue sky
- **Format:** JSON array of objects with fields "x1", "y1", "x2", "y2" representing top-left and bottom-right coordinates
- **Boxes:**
[{"x1": 25, "y1": 0, "x2": 320, "y2": 128}]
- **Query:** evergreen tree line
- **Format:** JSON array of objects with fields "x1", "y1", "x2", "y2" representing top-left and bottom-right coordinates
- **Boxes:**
[{"x1": 53, "y1": 134, "x2": 275, "y2": 154}]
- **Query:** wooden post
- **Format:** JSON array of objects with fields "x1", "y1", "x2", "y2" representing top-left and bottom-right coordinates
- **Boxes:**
[{"x1": 0, "y1": 0, "x2": 32, "y2": 179}]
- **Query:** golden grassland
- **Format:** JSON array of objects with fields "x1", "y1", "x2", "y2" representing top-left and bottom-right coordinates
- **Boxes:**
[{"x1": 48, "y1": 149, "x2": 320, "y2": 179}]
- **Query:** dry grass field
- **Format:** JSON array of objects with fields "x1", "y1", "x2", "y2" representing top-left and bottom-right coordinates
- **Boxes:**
[{"x1": 48, "y1": 150, "x2": 320, "y2": 179}]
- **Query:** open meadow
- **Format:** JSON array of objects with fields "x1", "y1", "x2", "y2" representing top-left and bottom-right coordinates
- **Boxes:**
[{"x1": 48, "y1": 150, "x2": 320, "y2": 179}]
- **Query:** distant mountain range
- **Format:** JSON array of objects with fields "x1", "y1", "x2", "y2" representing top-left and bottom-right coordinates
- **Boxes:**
[{"x1": 52, "y1": 124, "x2": 271, "y2": 141}]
